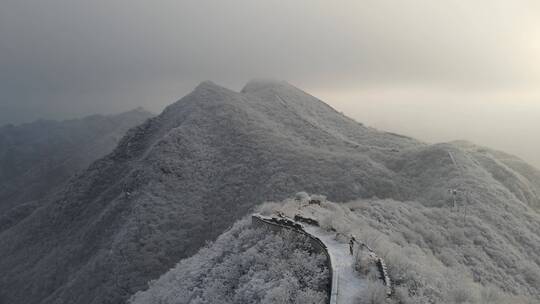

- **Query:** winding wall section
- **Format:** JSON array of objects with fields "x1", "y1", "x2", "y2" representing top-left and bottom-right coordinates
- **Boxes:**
[
  {"x1": 252, "y1": 213, "x2": 393, "y2": 303},
  {"x1": 251, "y1": 214, "x2": 338, "y2": 304}
]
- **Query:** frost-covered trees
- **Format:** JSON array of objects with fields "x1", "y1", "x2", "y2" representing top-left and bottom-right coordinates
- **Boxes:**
[
  {"x1": 0, "y1": 108, "x2": 152, "y2": 215},
  {"x1": 129, "y1": 218, "x2": 329, "y2": 304},
  {"x1": 3, "y1": 80, "x2": 540, "y2": 304},
  {"x1": 264, "y1": 195, "x2": 540, "y2": 304},
  {"x1": 355, "y1": 280, "x2": 387, "y2": 304}
]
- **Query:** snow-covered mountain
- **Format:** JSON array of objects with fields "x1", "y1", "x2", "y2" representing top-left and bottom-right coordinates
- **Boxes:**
[
  {"x1": 131, "y1": 189, "x2": 540, "y2": 304},
  {"x1": 0, "y1": 108, "x2": 153, "y2": 223},
  {"x1": 0, "y1": 80, "x2": 538, "y2": 304},
  {"x1": 130, "y1": 217, "x2": 330, "y2": 304}
]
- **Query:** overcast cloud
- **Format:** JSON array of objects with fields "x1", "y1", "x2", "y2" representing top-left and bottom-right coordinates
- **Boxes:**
[{"x1": 1, "y1": 0, "x2": 539, "y2": 166}]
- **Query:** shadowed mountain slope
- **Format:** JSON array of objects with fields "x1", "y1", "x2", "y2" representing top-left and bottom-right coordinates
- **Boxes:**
[
  {"x1": 0, "y1": 108, "x2": 153, "y2": 216},
  {"x1": 0, "y1": 81, "x2": 538, "y2": 304}
]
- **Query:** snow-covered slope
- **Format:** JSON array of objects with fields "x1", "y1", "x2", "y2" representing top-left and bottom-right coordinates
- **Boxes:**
[
  {"x1": 0, "y1": 80, "x2": 538, "y2": 304},
  {"x1": 131, "y1": 190, "x2": 540, "y2": 304},
  {"x1": 259, "y1": 195, "x2": 540, "y2": 303},
  {"x1": 129, "y1": 218, "x2": 330, "y2": 304},
  {"x1": 0, "y1": 108, "x2": 153, "y2": 216}
]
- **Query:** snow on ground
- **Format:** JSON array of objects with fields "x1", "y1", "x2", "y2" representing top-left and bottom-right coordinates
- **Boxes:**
[{"x1": 303, "y1": 224, "x2": 365, "y2": 304}]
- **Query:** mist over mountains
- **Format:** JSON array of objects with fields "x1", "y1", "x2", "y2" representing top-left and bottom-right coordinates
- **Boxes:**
[
  {"x1": 0, "y1": 108, "x2": 153, "y2": 229},
  {"x1": 0, "y1": 80, "x2": 538, "y2": 304}
]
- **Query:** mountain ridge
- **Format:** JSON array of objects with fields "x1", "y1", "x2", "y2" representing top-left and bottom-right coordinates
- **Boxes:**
[
  {"x1": 0, "y1": 80, "x2": 538, "y2": 304},
  {"x1": 0, "y1": 108, "x2": 153, "y2": 214}
]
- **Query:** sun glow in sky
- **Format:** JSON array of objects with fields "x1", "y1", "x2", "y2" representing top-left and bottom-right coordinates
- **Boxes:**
[
  {"x1": 312, "y1": 86, "x2": 540, "y2": 168},
  {"x1": 1, "y1": 0, "x2": 539, "y2": 167}
]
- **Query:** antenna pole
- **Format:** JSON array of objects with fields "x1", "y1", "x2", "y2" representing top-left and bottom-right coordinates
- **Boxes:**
[{"x1": 448, "y1": 151, "x2": 467, "y2": 224}]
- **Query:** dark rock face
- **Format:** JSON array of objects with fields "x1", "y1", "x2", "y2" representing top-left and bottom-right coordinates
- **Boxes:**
[{"x1": 0, "y1": 81, "x2": 538, "y2": 304}]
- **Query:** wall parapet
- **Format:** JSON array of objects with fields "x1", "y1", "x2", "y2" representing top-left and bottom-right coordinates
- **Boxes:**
[{"x1": 251, "y1": 214, "x2": 336, "y2": 304}]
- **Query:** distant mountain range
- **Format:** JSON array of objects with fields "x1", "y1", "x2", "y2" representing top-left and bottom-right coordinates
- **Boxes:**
[
  {"x1": 0, "y1": 108, "x2": 153, "y2": 227},
  {"x1": 0, "y1": 80, "x2": 538, "y2": 304}
]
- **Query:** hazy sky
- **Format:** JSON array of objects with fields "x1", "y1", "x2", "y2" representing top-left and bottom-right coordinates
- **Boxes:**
[{"x1": 1, "y1": 0, "x2": 539, "y2": 167}]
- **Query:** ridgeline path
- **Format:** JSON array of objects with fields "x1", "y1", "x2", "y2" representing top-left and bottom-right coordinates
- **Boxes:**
[
  {"x1": 252, "y1": 214, "x2": 366, "y2": 304},
  {"x1": 303, "y1": 225, "x2": 365, "y2": 304}
]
